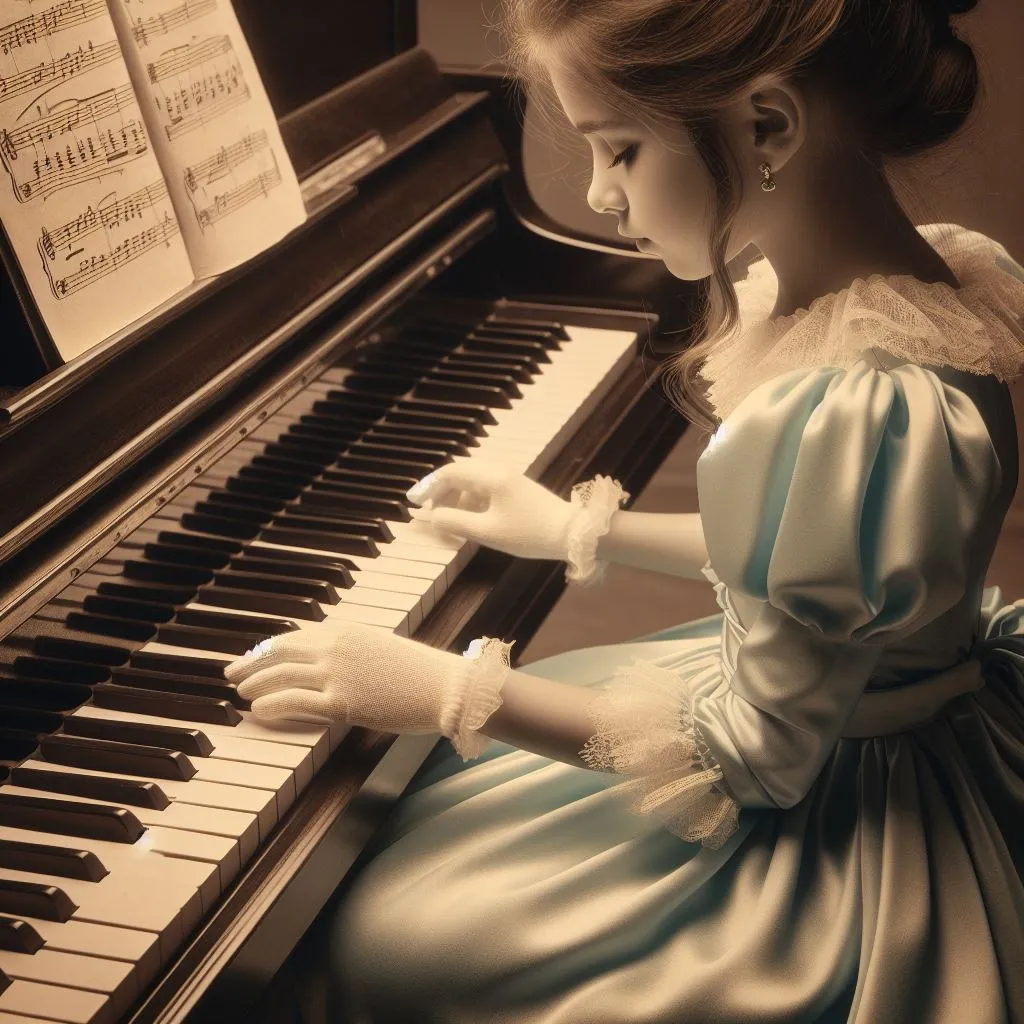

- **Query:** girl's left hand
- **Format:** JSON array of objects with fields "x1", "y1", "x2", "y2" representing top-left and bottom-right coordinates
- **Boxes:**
[{"x1": 223, "y1": 620, "x2": 476, "y2": 734}]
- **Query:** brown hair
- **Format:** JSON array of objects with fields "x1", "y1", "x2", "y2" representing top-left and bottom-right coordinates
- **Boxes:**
[{"x1": 498, "y1": 0, "x2": 983, "y2": 439}]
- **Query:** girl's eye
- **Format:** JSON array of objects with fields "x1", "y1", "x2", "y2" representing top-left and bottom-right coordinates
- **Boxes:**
[{"x1": 608, "y1": 144, "x2": 638, "y2": 169}]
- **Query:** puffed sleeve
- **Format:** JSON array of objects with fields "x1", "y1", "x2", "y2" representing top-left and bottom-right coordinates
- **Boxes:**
[{"x1": 581, "y1": 359, "x2": 1001, "y2": 848}]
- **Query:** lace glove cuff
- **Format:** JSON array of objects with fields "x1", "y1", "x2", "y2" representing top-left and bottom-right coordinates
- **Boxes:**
[
  {"x1": 565, "y1": 475, "x2": 630, "y2": 587},
  {"x1": 440, "y1": 636, "x2": 516, "y2": 761},
  {"x1": 580, "y1": 656, "x2": 740, "y2": 849}
]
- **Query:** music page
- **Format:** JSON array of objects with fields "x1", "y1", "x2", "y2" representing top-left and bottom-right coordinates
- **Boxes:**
[
  {"x1": 108, "y1": 0, "x2": 306, "y2": 278},
  {"x1": 0, "y1": 0, "x2": 194, "y2": 361}
]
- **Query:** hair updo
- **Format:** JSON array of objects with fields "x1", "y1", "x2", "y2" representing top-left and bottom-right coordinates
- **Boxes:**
[{"x1": 499, "y1": 0, "x2": 984, "y2": 437}]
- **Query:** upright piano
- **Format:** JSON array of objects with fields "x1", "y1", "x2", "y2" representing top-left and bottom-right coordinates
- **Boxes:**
[{"x1": 0, "y1": 3, "x2": 699, "y2": 1021}]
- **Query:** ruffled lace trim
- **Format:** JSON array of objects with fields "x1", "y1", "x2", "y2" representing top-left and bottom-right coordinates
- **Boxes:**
[
  {"x1": 565, "y1": 474, "x2": 630, "y2": 587},
  {"x1": 701, "y1": 224, "x2": 1024, "y2": 423},
  {"x1": 580, "y1": 655, "x2": 740, "y2": 850},
  {"x1": 445, "y1": 636, "x2": 515, "y2": 761}
]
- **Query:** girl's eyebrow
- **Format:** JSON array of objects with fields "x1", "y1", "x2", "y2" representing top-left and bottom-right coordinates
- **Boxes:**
[{"x1": 574, "y1": 118, "x2": 630, "y2": 134}]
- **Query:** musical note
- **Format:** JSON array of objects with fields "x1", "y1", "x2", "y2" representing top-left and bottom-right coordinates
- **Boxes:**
[
  {"x1": 183, "y1": 128, "x2": 266, "y2": 192},
  {"x1": 37, "y1": 178, "x2": 171, "y2": 257},
  {"x1": 40, "y1": 209, "x2": 180, "y2": 298},
  {"x1": 0, "y1": 0, "x2": 108, "y2": 58},
  {"x1": 130, "y1": 0, "x2": 217, "y2": 48},
  {"x1": 0, "y1": 83, "x2": 149, "y2": 203},
  {"x1": 0, "y1": 38, "x2": 121, "y2": 103},
  {"x1": 195, "y1": 156, "x2": 282, "y2": 231},
  {"x1": 144, "y1": 36, "x2": 250, "y2": 141}
]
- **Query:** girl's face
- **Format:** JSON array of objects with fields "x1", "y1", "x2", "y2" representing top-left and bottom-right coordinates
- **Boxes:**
[{"x1": 546, "y1": 60, "x2": 745, "y2": 281}]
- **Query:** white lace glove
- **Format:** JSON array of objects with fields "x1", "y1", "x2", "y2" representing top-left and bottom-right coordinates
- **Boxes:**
[
  {"x1": 407, "y1": 462, "x2": 630, "y2": 586},
  {"x1": 223, "y1": 621, "x2": 514, "y2": 760}
]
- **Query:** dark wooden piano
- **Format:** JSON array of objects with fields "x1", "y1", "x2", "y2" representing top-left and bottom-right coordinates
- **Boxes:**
[{"x1": 0, "y1": 3, "x2": 699, "y2": 1021}]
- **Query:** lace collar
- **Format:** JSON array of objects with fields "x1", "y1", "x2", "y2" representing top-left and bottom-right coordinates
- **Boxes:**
[{"x1": 699, "y1": 223, "x2": 1024, "y2": 423}]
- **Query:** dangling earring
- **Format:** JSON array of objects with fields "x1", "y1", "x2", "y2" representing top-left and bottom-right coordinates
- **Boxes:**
[{"x1": 759, "y1": 162, "x2": 776, "y2": 192}]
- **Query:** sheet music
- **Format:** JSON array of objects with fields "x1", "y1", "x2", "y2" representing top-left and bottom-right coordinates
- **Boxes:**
[
  {"x1": 108, "y1": 0, "x2": 305, "y2": 278},
  {"x1": 0, "y1": 0, "x2": 193, "y2": 361}
]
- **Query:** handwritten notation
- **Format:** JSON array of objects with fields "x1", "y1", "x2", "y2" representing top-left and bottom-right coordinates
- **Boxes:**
[
  {"x1": 184, "y1": 128, "x2": 266, "y2": 192},
  {"x1": 0, "y1": 82, "x2": 149, "y2": 202},
  {"x1": 196, "y1": 154, "x2": 281, "y2": 231},
  {"x1": 40, "y1": 209, "x2": 180, "y2": 298},
  {"x1": 130, "y1": 0, "x2": 217, "y2": 48},
  {"x1": 145, "y1": 36, "x2": 249, "y2": 142},
  {"x1": 0, "y1": 0, "x2": 108, "y2": 58},
  {"x1": 39, "y1": 178, "x2": 170, "y2": 258},
  {"x1": 0, "y1": 38, "x2": 121, "y2": 103}
]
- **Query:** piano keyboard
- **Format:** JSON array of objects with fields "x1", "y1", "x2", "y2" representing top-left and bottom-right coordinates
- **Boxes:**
[{"x1": 0, "y1": 316, "x2": 637, "y2": 1023}]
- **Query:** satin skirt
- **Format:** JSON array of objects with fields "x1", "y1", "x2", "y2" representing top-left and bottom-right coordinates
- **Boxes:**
[{"x1": 315, "y1": 593, "x2": 1024, "y2": 1024}]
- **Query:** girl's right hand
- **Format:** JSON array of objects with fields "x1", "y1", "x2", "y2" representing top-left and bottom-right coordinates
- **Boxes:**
[{"x1": 405, "y1": 462, "x2": 575, "y2": 561}]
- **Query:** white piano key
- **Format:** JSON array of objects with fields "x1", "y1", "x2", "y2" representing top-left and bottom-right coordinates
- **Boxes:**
[
  {"x1": 0, "y1": 784, "x2": 237, "y2": 909},
  {"x1": 0, "y1": 949, "x2": 136, "y2": 1020},
  {"x1": 0, "y1": 1012, "x2": 65, "y2": 1024},
  {"x1": 13, "y1": 760, "x2": 278, "y2": 843},
  {"x1": 69, "y1": 706, "x2": 315, "y2": 790},
  {"x1": 14, "y1": 915, "x2": 161, "y2": 991},
  {"x1": 0, "y1": 980, "x2": 112, "y2": 1024}
]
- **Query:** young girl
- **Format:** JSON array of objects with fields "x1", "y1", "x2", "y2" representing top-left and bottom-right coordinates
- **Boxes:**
[{"x1": 231, "y1": 0, "x2": 1024, "y2": 1020}]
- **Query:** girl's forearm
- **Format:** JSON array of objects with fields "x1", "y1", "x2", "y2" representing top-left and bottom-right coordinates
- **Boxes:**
[
  {"x1": 595, "y1": 510, "x2": 708, "y2": 581},
  {"x1": 479, "y1": 668, "x2": 610, "y2": 771}
]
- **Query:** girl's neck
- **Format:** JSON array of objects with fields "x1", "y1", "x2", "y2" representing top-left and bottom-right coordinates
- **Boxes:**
[{"x1": 759, "y1": 157, "x2": 960, "y2": 320}]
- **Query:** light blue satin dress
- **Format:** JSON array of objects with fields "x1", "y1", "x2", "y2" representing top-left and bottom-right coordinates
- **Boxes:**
[{"x1": 309, "y1": 352, "x2": 1024, "y2": 1024}]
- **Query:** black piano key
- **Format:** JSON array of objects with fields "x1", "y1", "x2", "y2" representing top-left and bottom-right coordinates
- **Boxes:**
[
  {"x1": 445, "y1": 355, "x2": 535, "y2": 383},
  {"x1": 319, "y1": 467, "x2": 419, "y2": 491},
  {"x1": 0, "y1": 792, "x2": 144, "y2": 843},
  {"x1": 332, "y1": 452, "x2": 437, "y2": 479},
  {"x1": 172, "y1": 606, "x2": 298, "y2": 636},
  {"x1": 424, "y1": 367, "x2": 522, "y2": 399},
  {"x1": 345, "y1": 439, "x2": 455, "y2": 468},
  {"x1": 125, "y1": 652, "x2": 230, "y2": 680},
  {"x1": 240, "y1": 544, "x2": 358, "y2": 574},
  {"x1": 486, "y1": 315, "x2": 571, "y2": 339},
  {"x1": 472, "y1": 324, "x2": 562, "y2": 350},
  {"x1": 298, "y1": 490, "x2": 409, "y2": 523},
  {"x1": 7, "y1": 621, "x2": 129, "y2": 667},
  {"x1": 220, "y1": 476, "x2": 303, "y2": 502},
  {"x1": 394, "y1": 396, "x2": 498, "y2": 426},
  {"x1": 227, "y1": 555, "x2": 355, "y2": 589},
  {"x1": 0, "y1": 879, "x2": 76, "y2": 922},
  {"x1": 79, "y1": 570, "x2": 197, "y2": 607},
  {"x1": 63, "y1": 612, "x2": 156, "y2": 644},
  {"x1": 369, "y1": 421, "x2": 479, "y2": 449},
  {"x1": 111, "y1": 665, "x2": 243, "y2": 707},
  {"x1": 61, "y1": 716, "x2": 214, "y2": 757},
  {"x1": 195, "y1": 583, "x2": 325, "y2": 621},
  {"x1": 11, "y1": 765, "x2": 170, "y2": 811},
  {"x1": 412, "y1": 380, "x2": 513, "y2": 409},
  {"x1": 0, "y1": 916, "x2": 45, "y2": 954},
  {"x1": 137, "y1": 541, "x2": 231, "y2": 570},
  {"x1": 321, "y1": 399, "x2": 487, "y2": 436},
  {"x1": 91, "y1": 682, "x2": 242, "y2": 726},
  {"x1": 211, "y1": 569, "x2": 337, "y2": 604},
  {"x1": 461, "y1": 336, "x2": 551, "y2": 363},
  {"x1": 0, "y1": 838, "x2": 108, "y2": 882},
  {"x1": 268, "y1": 434, "x2": 346, "y2": 462},
  {"x1": 259, "y1": 526, "x2": 378, "y2": 559},
  {"x1": 306, "y1": 476, "x2": 410, "y2": 502},
  {"x1": 81, "y1": 594, "x2": 175, "y2": 624},
  {"x1": 155, "y1": 622, "x2": 270, "y2": 655},
  {"x1": 0, "y1": 730, "x2": 39, "y2": 762},
  {"x1": 342, "y1": 371, "x2": 415, "y2": 396},
  {"x1": 120, "y1": 560, "x2": 213, "y2": 588},
  {"x1": 250, "y1": 452, "x2": 325, "y2": 478},
  {"x1": 187, "y1": 497, "x2": 275, "y2": 523},
  {"x1": 0, "y1": 678, "x2": 92, "y2": 713},
  {"x1": 132, "y1": 526, "x2": 243, "y2": 555},
  {"x1": 0, "y1": 707, "x2": 63, "y2": 735},
  {"x1": 38, "y1": 733, "x2": 197, "y2": 781},
  {"x1": 180, "y1": 511, "x2": 261, "y2": 540},
  {"x1": 0, "y1": 653, "x2": 107, "y2": 686},
  {"x1": 269, "y1": 511, "x2": 392, "y2": 544}
]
